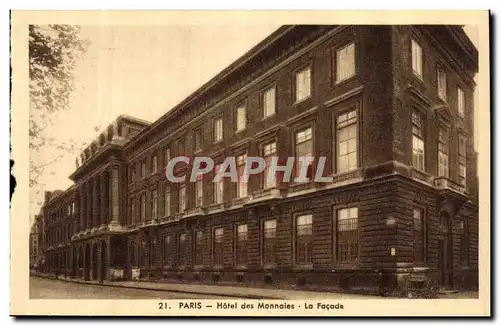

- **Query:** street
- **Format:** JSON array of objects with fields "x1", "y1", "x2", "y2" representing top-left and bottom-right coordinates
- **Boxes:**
[{"x1": 29, "y1": 277, "x2": 227, "y2": 299}]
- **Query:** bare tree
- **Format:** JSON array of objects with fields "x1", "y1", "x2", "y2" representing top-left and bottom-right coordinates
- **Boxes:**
[{"x1": 29, "y1": 25, "x2": 89, "y2": 187}]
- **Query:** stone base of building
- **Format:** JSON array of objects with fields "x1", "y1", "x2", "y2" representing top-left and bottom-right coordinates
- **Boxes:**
[{"x1": 129, "y1": 266, "x2": 478, "y2": 297}]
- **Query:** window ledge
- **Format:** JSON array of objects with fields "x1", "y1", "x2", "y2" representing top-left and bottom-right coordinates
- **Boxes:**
[
  {"x1": 234, "y1": 264, "x2": 248, "y2": 270},
  {"x1": 232, "y1": 196, "x2": 250, "y2": 206},
  {"x1": 293, "y1": 264, "x2": 314, "y2": 271},
  {"x1": 293, "y1": 95, "x2": 311, "y2": 106},
  {"x1": 334, "y1": 74, "x2": 357, "y2": 86},
  {"x1": 412, "y1": 71, "x2": 424, "y2": 84},
  {"x1": 262, "y1": 263, "x2": 277, "y2": 270},
  {"x1": 333, "y1": 262, "x2": 360, "y2": 270},
  {"x1": 437, "y1": 95, "x2": 447, "y2": 104},
  {"x1": 410, "y1": 167, "x2": 433, "y2": 184},
  {"x1": 261, "y1": 112, "x2": 276, "y2": 121}
]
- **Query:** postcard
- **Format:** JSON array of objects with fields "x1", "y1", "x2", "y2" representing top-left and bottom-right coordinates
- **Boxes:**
[{"x1": 10, "y1": 10, "x2": 490, "y2": 316}]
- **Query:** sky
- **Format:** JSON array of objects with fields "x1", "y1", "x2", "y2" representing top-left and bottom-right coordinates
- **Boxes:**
[{"x1": 29, "y1": 25, "x2": 479, "y2": 221}]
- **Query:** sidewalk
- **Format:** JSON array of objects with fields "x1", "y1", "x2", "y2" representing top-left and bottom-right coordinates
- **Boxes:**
[{"x1": 30, "y1": 272, "x2": 376, "y2": 299}]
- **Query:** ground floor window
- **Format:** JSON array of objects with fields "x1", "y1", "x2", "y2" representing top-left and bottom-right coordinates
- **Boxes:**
[
  {"x1": 295, "y1": 214, "x2": 313, "y2": 265},
  {"x1": 194, "y1": 231, "x2": 203, "y2": 266},
  {"x1": 336, "y1": 207, "x2": 358, "y2": 264},
  {"x1": 236, "y1": 224, "x2": 248, "y2": 265},
  {"x1": 178, "y1": 233, "x2": 187, "y2": 266},
  {"x1": 263, "y1": 219, "x2": 277, "y2": 265},
  {"x1": 213, "y1": 227, "x2": 224, "y2": 266},
  {"x1": 459, "y1": 220, "x2": 469, "y2": 266},
  {"x1": 413, "y1": 207, "x2": 425, "y2": 263}
]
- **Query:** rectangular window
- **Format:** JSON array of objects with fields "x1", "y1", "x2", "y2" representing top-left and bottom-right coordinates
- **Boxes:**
[
  {"x1": 140, "y1": 193, "x2": 146, "y2": 222},
  {"x1": 152, "y1": 155, "x2": 158, "y2": 174},
  {"x1": 179, "y1": 184, "x2": 186, "y2": 212},
  {"x1": 151, "y1": 189, "x2": 158, "y2": 219},
  {"x1": 195, "y1": 172, "x2": 203, "y2": 207},
  {"x1": 178, "y1": 233, "x2": 187, "y2": 266},
  {"x1": 178, "y1": 138, "x2": 185, "y2": 156},
  {"x1": 236, "y1": 224, "x2": 248, "y2": 265},
  {"x1": 438, "y1": 128, "x2": 449, "y2": 178},
  {"x1": 141, "y1": 161, "x2": 146, "y2": 179},
  {"x1": 459, "y1": 220, "x2": 468, "y2": 266},
  {"x1": 263, "y1": 142, "x2": 277, "y2": 188},
  {"x1": 214, "y1": 117, "x2": 223, "y2": 143},
  {"x1": 458, "y1": 135, "x2": 467, "y2": 186},
  {"x1": 413, "y1": 208, "x2": 425, "y2": 263},
  {"x1": 295, "y1": 214, "x2": 313, "y2": 265},
  {"x1": 458, "y1": 87, "x2": 465, "y2": 117},
  {"x1": 412, "y1": 110, "x2": 425, "y2": 171},
  {"x1": 336, "y1": 43, "x2": 356, "y2": 82},
  {"x1": 295, "y1": 127, "x2": 313, "y2": 180},
  {"x1": 194, "y1": 128, "x2": 202, "y2": 152},
  {"x1": 263, "y1": 86, "x2": 276, "y2": 118},
  {"x1": 164, "y1": 187, "x2": 170, "y2": 217},
  {"x1": 236, "y1": 154, "x2": 248, "y2": 198},
  {"x1": 411, "y1": 39, "x2": 423, "y2": 78},
  {"x1": 437, "y1": 68, "x2": 447, "y2": 100},
  {"x1": 336, "y1": 110, "x2": 357, "y2": 173},
  {"x1": 132, "y1": 165, "x2": 136, "y2": 182},
  {"x1": 164, "y1": 147, "x2": 171, "y2": 167},
  {"x1": 337, "y1": 207, "x2": 358, "y2": 264},
  {"x1": 263, "y1": 219, "x2": 277, "y2": 265},
  {"x1": 131, "y1": 241, "x2": 137, "y2": 266},
  {"x1": 236, "y1": 105, "x2": 246, "y2": 132},
  {"x1": 213, "y1": 227, "x2": 224, "y2": 266},
  {"x1": 131, "y1": 200, "x2": 136, "y2": 224},
  {"x1": 149, "y1": 239, "x2": 156, "y2": 267},
  {"x1": 162, "y1": 235, "x2": 170, "y2": 265},
  {"x1": 214, "y1": 164, "x2": 224, "y2": 204},
  {"x1": 295, "y1": 67, "x2": 311, "y2": 102},
  {"x1": 195, "y1": 230, "x2": 203, "y2": 266}
]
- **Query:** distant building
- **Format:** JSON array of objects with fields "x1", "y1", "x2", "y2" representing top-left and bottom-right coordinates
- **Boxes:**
[
  {"x1": 29, "y1": 213, "x2": 43, "y2": 269},
  {"x1": 39, "y1": 25, "x2": 478, "y2": 296}
]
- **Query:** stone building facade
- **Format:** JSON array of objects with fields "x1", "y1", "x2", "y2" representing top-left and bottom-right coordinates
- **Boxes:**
[
  {"x1": 29, "y1": 213, "x2": 44, "y2": 269},
  {"x1": 40, "y1": 25, "x2": 479, "y2": 295}
]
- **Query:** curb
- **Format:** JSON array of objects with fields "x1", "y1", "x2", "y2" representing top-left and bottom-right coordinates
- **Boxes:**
[{"x1": 30, "y1": 274, "x2": 278, "y2": 299}]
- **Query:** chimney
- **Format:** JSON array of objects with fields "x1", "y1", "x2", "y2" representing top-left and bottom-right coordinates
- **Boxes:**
[{"x1": 44, "y1": 191, "x2": 51, "y2": 203}]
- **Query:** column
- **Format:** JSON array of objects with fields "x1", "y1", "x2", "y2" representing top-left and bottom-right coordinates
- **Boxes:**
[
  {"x1": 93, "y1": 177, "x2": 99, "y2": 228},
  {"x1": 74, "y1": 191, "x2": 80, "y2": 233},
  {"x1": 79, "y1": 185, "x2": 86, "y2": 232},
  {"x1": 96, "y1": 177, "x2": 101, "y2": 227},
  {"x1": 87, "y1": 180, "x2": 93, "y2": 230},
  {"x1": 110, "y1": 165, "x2": 120, "y2": 225},
  {"x1": 101, "y1": 171, "x2": 109, "y2": 225}
]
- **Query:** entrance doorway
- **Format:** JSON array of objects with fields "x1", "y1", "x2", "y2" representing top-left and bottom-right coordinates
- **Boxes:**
[
  {"x1": 72, "y1": 247, "x2": 78, "y2": 278},
  {"x1": 84, "y1": 244, "x2": 91, "y2": 281},
  {"x1": 438, "y1": 212, "x2": 453, "y2": 289},
  {"x1": 100, "y1": 241, "x2": 107, "y2": 281},
  {"x1": 92, "y1": 243, "x2": 99, "y2": 280}
]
